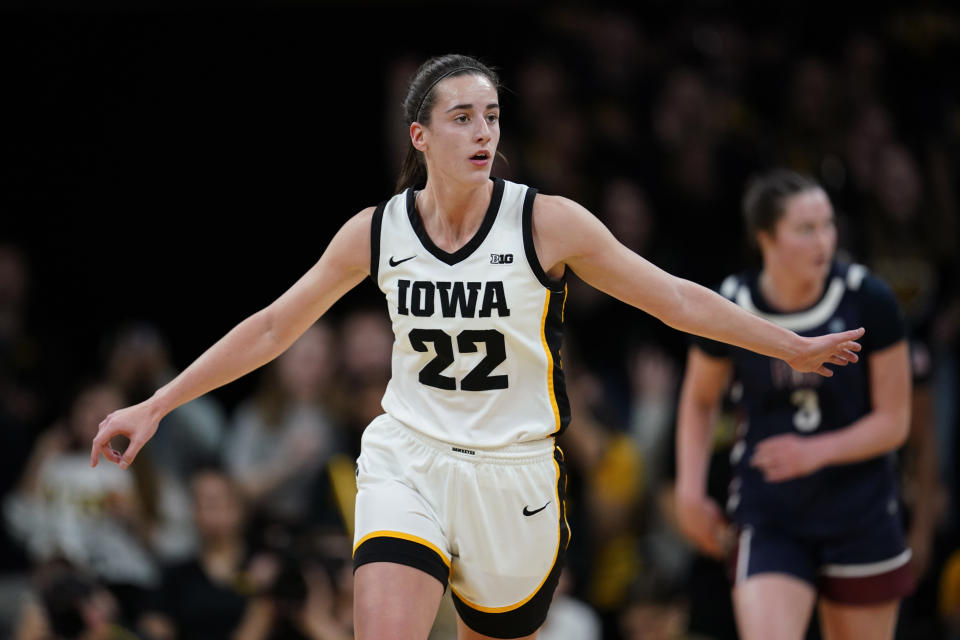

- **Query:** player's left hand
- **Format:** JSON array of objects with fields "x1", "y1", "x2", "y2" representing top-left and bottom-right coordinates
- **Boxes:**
[
  {"x1": 785, "y1": 327, "x2": 864, "y2": 377},
  {"x1": 750, "y1": 434, "x2": 823, "y2": 482}
]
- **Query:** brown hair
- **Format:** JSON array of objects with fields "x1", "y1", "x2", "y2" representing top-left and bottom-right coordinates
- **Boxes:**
[
  {"x1": 394, "y1": 54, "x2": 500, "y2": 194},
  {"x1": 742, "y1": 169, "x2": 822, "y2": 247}
]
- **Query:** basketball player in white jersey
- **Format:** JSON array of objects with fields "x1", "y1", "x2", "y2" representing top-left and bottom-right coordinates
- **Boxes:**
[{"x1": 91, "y1": 54, "x2": 865, "y2": 640}]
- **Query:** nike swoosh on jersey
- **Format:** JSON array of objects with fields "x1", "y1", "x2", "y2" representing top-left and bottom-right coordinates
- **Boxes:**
[
  {"x1": 522, "y1": 502, "x2": 550, "y2": 516},
  {"x1": 389, "y1": 255, "x2": 416, "y2": 267}
]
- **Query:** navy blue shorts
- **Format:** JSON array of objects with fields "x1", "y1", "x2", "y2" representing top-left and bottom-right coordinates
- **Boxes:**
[{"x1": 729, "y1": 512, "x2": 914, "y2": 604}]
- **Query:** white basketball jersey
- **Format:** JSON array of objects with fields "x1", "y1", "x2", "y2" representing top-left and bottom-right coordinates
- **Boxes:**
[{"x1": 371, "y1": 178, "x2": 569, "y2": 448}]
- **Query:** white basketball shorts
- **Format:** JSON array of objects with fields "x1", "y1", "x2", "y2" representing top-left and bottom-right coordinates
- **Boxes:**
[{"x1": 353, "y1": 414, "x2": 571, "y2": 638}]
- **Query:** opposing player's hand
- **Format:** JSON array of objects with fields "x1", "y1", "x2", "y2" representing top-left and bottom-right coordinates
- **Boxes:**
[
  {"x1": 90, "y1": 401, "x2": 160, "y2": 469},
  {"x1": 674, "y1": 491, "x2": 734, "y2": 559},
  {"x1": 785, "y1": 327, "x2": 864, "y2": 377},
  {"x1": 750, "y1": 433, "x2": 823, "y2": 482}
]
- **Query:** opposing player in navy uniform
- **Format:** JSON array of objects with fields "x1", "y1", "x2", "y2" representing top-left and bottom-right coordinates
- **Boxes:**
[
  {"x1": 91, "y1": 57, "x2": 865, "y2": 640},
  {"x1": 675, "y1": 169, "x2": 913, "y2": 640}
]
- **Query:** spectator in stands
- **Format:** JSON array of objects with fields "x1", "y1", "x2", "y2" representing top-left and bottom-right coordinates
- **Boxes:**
[
  {"x1": 223, "y1": 322, "x2": 340, "y2": 531},
  {"x1": 139, "y1": 464, "x2": 253, "y2": 640},
  {"x1": 5, "y1": 381, "x2": 159, "y2": 622},
  {"x1": 17, "y1": 563, "x2": 139, "y2": 640}
]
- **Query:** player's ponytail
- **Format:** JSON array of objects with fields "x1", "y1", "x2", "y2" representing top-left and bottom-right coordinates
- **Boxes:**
[{"x1": 395, "y1": 54, "x2": 500, "y2": 194}]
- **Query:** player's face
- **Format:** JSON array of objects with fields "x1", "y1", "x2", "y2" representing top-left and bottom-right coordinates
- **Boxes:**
[
  {"x1": 416, "y1": 74, "x2": 500, "y2": 187},
  {"x1": 763, "y1": 188, "x2": 836, "y2": 283}
]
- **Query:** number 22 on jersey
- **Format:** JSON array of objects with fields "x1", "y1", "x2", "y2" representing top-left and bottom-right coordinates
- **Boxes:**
[{"x1": 410, "y1": 329, "x2": 508, "y2": 392}]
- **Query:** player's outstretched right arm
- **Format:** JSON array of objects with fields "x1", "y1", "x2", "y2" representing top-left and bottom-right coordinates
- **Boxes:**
[
  {"x1": 91, "y1": 208, "x2": 375, "y2": 469},
  {"x1": 532, "y1": 194, "x2": 863, "y2": 376}
]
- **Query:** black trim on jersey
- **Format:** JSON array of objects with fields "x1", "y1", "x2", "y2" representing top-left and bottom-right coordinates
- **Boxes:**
[
  {"x1": 545, "y1": 287, "x2": 571, "y2": 437},
  {"x1": 369, "y1": 200, "x2": 388, "y2": 283},
  {"x1": 353, "y1": 536, "x2": 449, "y2": 588},
  {"x1": 406, "y1": 177, "x2": 505, "y2": 266},
  {"x1": 452, "y1": 447, "x2": 569, "y2": 639},
  {"x1": 521, "y1": 186, "x2": 566, "y2": 292}
]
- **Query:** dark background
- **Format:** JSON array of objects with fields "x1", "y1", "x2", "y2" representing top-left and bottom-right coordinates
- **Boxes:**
[{"x1": 2, "y1": 1, "x2": 958, "y2": 410}]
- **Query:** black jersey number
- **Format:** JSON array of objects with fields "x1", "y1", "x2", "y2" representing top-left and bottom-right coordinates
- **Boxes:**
[{"x1": 409, "y1": 328, "x2": 508, "y2": 391}]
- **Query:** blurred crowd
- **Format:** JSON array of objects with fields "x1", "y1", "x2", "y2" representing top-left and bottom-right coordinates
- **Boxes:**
[{"x1": 3, "y1": 4, "x2": 960, "y2": 640}]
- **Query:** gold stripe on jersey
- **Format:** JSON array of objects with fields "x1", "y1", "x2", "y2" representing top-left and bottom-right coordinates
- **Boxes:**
[
  {"x1": 561, "y1": 283, "x2": 567, "y2": 323},
  {"x1": 353, "y1": 530, "x2": 451, "y2": 569},
  {"x1": 540, "y1": 289, "x2": 561, "y2": 432}
]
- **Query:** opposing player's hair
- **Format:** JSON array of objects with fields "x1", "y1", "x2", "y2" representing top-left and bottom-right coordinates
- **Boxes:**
[
  {"x1": 742, "y1": 169, "x2": 821, "y2": 246},
  {"x1": 395, "y1": 54, "x2": 500, "y2": 194}
]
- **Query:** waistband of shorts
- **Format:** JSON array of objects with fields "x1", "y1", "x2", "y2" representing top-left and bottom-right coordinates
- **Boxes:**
[{"x1": 390, "y1": 418, "x2": 557, "y2": 463}]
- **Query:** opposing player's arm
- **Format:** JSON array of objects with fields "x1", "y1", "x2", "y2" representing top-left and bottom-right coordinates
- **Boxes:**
[
  {"x1": 674, "y1": 346, "x2": 735, "y2": 557},
  {"x1": 92, "y1": 207, "x2": 374, "y2": 468},
  {"x1": 531, "y1": 195, "x2": 863, "y2": 374},
  {"x1": 816, "y1": 341, "x2": 911, "y2": 463},
  {"x1": 676, "y1": 347, "x2": 733, "y2": 498}
]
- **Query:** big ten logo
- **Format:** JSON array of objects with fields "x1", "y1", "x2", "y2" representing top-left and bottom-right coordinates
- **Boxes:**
[{"x1": 490, "y1": 253, "x2": 514, "y2": 264}]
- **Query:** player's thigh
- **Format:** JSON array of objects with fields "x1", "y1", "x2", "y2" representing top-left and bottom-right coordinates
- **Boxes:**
[
  {"x1": 353, "y1": 414, "x2": 452, "y2": 587},
  {"x1": 817, "y1": 598, "x2": 899, "y2": 640},
  {"x1": 355, "y1": 561, "x2": 445, "y2": 640},
  {"x1": 733, "y1": 574, "x2": 817, "y2": 640},
  {"x1": 730, "y1": 525, "x2": 818, "y2": 640},
  {"x1": 353, "y1": 415, "x2": 453, "y2": 640}
]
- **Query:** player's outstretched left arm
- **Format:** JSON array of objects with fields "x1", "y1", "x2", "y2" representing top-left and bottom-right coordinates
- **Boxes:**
[
  {"x1": 92, "y1": 208, "x2": 374, "y2": 469},
  {"x1": 531, "y1": 195, "x2": 863, "y2": 376}
]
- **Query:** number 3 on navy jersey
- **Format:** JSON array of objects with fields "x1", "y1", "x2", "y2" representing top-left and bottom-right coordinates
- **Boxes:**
[
  {"x1": 409, "y1": 329, "x2": 508, "y2": 391},
  {"x1": 790, "y1": 389, "x2": 821, "y2": 432}
]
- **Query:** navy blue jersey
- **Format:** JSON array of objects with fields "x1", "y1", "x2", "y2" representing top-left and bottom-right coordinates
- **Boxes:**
[{"x1": 693, "y1": 262, "x2": 906, "y2": 537}]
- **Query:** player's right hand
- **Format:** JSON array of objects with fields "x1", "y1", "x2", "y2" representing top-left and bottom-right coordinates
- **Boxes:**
[
  {"x1": 674, "y1": 491, "x2": 734, "y2": 559},
  {"x1": 90, "y1": 401, "x2": 160, "y2": 469},
  {"x1": 785, "y1": 327, "x2": 864, "y2": 377}
]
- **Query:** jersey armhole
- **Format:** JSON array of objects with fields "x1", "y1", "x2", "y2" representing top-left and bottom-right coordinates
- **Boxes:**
[
  {"x1": 522, "y1": 187, "x2": 566, "y2": 291},
  {"x1": 369, "y1": 200, "x2": 388, "y2": 284}
]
